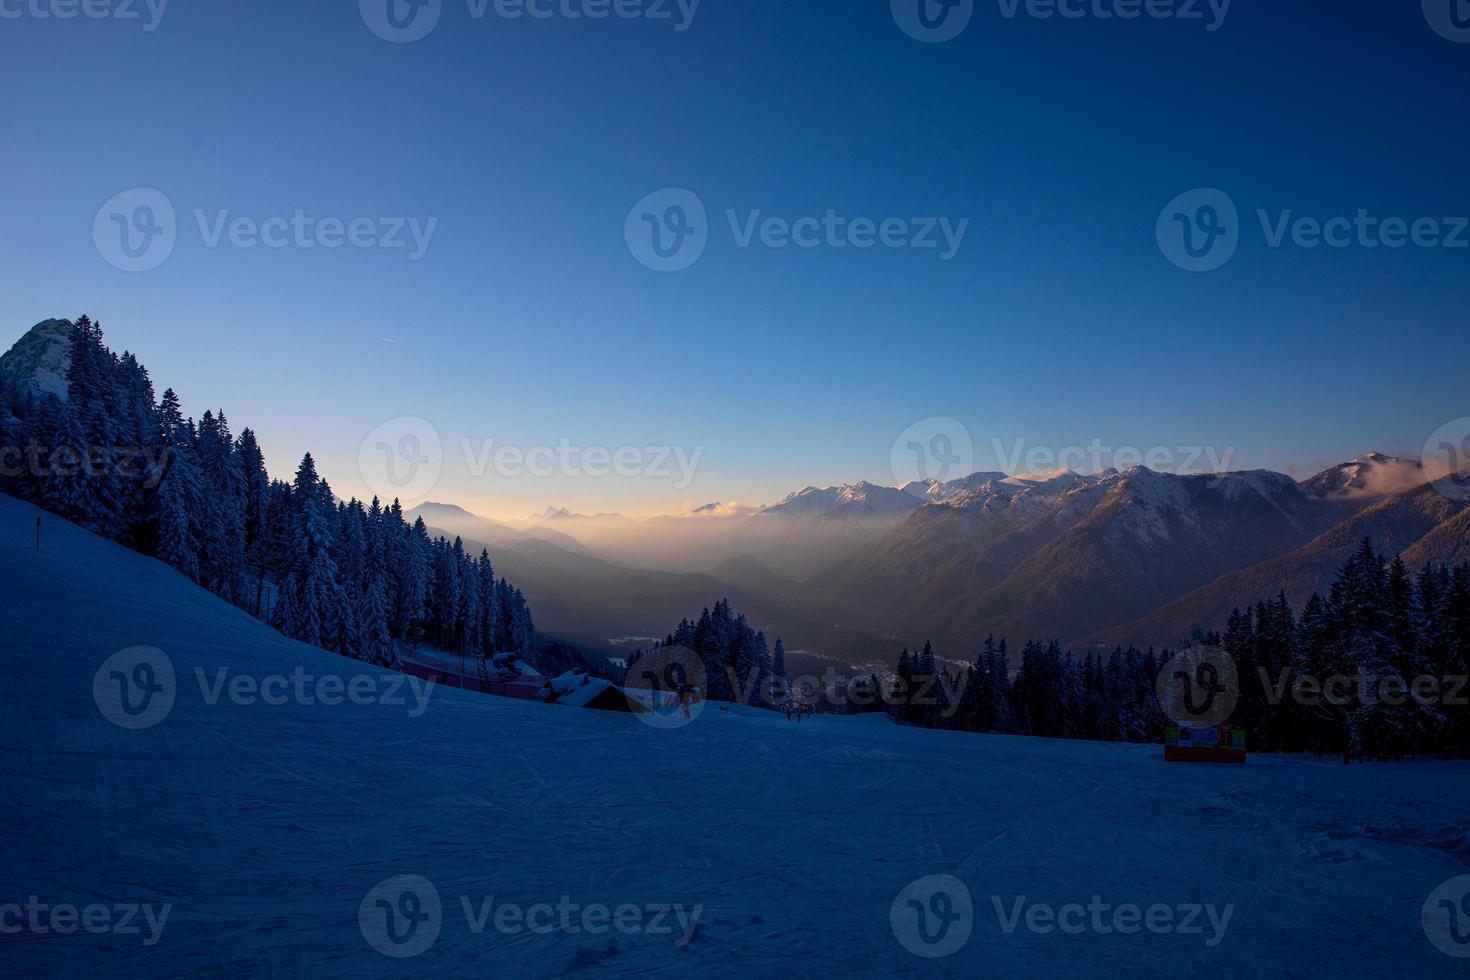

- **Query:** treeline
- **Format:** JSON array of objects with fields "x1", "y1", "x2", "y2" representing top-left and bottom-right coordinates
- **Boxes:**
[
  {"x1": 885, "y1": 542, "x2": 1470, "y2": 761},
  {"x1": 1217, "y1": 542, "x2": 1469, "y2": 761},
  {"x1": 0, "y1": 316, "x2": 534, "y2": 668},
  {"x1": 628, "y1": 599, "x2": 787, "y2": 704},
  {"x1": 887, "y1": 639, "x2": 1171, "y2": 745}
]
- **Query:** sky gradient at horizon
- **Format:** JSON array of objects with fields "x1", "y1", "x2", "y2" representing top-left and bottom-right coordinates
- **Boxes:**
[{"x1": 2, "y1": 0, "x2": 1467, "y2": 518}]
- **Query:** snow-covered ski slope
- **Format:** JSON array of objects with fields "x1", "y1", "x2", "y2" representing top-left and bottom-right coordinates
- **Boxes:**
[{"x1": 2, "y1": 492, "x2": 1468, "y2": 978}]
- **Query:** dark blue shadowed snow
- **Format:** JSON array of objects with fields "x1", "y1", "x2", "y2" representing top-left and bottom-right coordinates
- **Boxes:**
[{"x1": 2, "y1": 493, "x2": 1468, "y2": 978}]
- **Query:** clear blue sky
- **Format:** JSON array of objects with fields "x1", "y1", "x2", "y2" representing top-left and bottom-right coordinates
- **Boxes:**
[{"x1": 2, "y1": 1, "x2": 1466, "y2": 517}]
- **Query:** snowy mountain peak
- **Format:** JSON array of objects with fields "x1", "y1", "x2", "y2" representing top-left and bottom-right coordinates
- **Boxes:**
[
  {"x1": 764, "y1": 481, "x2": 920, "y2": 517},
  {"x1": 1112, "y1": 467, "x2": 1196, "y2": 525},
  {"x1": 1001, "y1": 467, "x2": 1083, "y2": 490},
  {"x1": 1302, "y1": 453, "x2": 1422, "y2": 499},
  {"x1": 0, "y1": 318, "x2": 75, "y2": 401}
]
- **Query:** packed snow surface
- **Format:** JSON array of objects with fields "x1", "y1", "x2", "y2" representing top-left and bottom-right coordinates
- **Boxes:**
[{"x1": 2, "y1": 493, "x2": 1468, "y2": 977}]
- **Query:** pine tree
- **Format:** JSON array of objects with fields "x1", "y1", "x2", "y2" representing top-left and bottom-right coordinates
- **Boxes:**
[
  {"x1": 63, "y1": 316, "x2": 121, "y2": 535},
  {"x1": 282, "y1": 454, "x2": 345, "y2": 650}
]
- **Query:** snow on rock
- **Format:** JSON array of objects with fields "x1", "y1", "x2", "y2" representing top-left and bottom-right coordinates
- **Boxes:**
[
  {"x1": 762, "y1": 480, "x2": 921, "y2": 517},
  {"x1": 1303, "y1": 453, "x2": 1425, "y2": 499},
  {"x1": 1000, "y1": 467, "x2": 1085, "y2": 491},
  {"x1": 3, "y1": 492, "x2": 1469, "y2": 977},
  {"x1": 0, "y1": 317, "x2": 74, "y2": 400}
]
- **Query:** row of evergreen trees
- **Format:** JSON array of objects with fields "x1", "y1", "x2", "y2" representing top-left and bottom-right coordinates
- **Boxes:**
[
  {"x1": 884, "y1": 542, "x2": 1470, "y2": 760},
  {"x1": 0, "y1": 317, "x2": 535, "y2": 669},
  {"x1": 628, "y1": 599, "x2": 788, "y2": 705},
  {"x1": 1217, "y1": 542, "x2": 1470, "y2": 761},
  {"x1": 887, "y1": 639, "x2": 1171, "y2": 744}
]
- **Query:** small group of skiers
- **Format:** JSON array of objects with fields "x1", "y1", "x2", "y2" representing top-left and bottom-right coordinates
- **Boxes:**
[{"x1": 784, "y1": 703, "x2": 812, "y2": 723}]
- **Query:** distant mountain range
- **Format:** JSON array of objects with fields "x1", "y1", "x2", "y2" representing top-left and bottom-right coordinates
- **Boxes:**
[
  {"x1": 415, "y1": 453, "x2": 1469, "y2": 660},
  {"x1": 1085, "y1": 477, "x2": 1469, "y2": 648},
  {"x1": 498, "y1": 454, "x2": 1468, "y2": 657},
  {"x1": 816, "y1": 457, "x2": 1468, "y2": 650}
]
